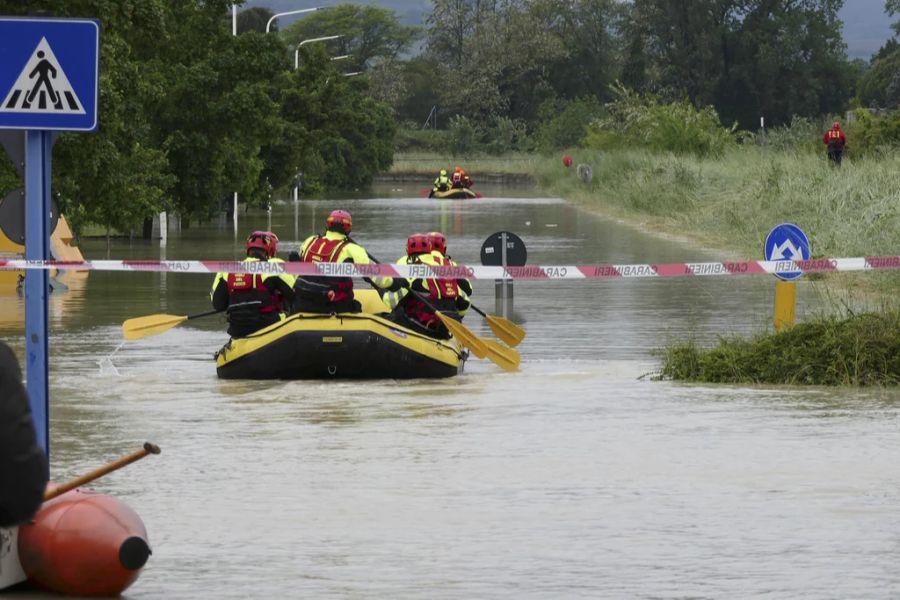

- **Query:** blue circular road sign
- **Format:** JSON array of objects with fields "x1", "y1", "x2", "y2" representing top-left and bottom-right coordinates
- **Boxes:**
[{"x1": 764, "y1": 223, "x2": 810, "y2": 281}]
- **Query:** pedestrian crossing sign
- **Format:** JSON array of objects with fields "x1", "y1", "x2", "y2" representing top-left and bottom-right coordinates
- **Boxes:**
[{"x1": 0, "y1": 18, "x2": 99, "y2": 131}]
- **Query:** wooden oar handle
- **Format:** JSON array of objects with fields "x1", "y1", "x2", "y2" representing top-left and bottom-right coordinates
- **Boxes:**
[{"x1": 44, "y1": 442, "x2": 162, "y2": 501}]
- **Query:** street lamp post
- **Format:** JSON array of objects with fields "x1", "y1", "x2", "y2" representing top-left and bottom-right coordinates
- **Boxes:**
[
  {"x1": 267, "y1": 7, "x2": 323, "y2": 34},
  {"x1": 229, "y1": 5, "x2": 323, "y2": 237},
  {"x1": 230, "y1": 4, "x2": 238, "y2": 235},
  {"x1": 294, "y1": 35, "x2": 342, "y2": 70},
  {"x1": 292, "y1": 34, "x2": 342, "y2": 220}
]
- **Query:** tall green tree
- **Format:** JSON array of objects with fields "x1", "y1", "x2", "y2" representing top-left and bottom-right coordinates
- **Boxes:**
[
  {"x1": 623, "y1": 0, "x2": 852, "y2": 128},
  {"x1": 535, "y1": 0, "x2": 621, "y2": 102},
  {"x1": 426, "y1": 0, "x2": 570, "y2": 122},
  {"x1": 858, "y1": 39, "x2": 900, "y2": 108},
  {"x1": 280, "y1": 4, "x2": 419, "y2": 115},
  {"x1": 280, "y1": 4, "x2": 420, "y2": 72},
  {"x1": 268, "y1": 45, "x2": 395, "y2": 191},
  {"x1": 0, "y1": 0, "x2": 190, "y2": 235},
  {"x1": 889, "y1": 0, "x2": 900, "y2": 35},
  {"x1": 237, "y1": 7, "x2": 275, "y2": 34}
]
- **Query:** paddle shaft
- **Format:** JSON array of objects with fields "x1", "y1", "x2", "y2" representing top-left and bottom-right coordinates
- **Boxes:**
[
  {"x1": 186, "y1": 308, "x2": 222, "y2": 320},
  {"x1": 366, "y1": 253, "x2": 499, "y2": 360},
  {"x1": 468, "y1": 303, "x2": 488, "y2": 318},
  {"x1": 190, "y1": 301, "x2": 260, "y2": 320},
  {"x1": 44, "y1": 442, "x2": 161, "y2": 501}
]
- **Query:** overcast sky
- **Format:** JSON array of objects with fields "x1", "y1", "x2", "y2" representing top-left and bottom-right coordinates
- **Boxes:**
[{"x1": 248, "y1": 0, "x2": 896, "y2": 60}]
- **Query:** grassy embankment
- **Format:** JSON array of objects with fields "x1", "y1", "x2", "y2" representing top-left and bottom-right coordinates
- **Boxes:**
[{"x1": 391, "y1": 147, "x2": 900, "y2": 385}]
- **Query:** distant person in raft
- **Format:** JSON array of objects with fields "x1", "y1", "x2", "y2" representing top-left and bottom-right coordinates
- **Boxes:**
[
  {"x1": 450, "y1": 166, "x2": 464, "y2": 189},
  {"x1": 433, "y1": 169, "x2": 451, "y2": 193},
  {"x1": 823, "y1": 121, "x2": 847, "y2": 166},
  {"x1": 0, "y1": 340, "x2": 49, "y2": 527},
  {"x1": 292, "y1": 209, "x2": 393, "y2": 314},
  {"x1": 210, "y1": 230, "x2": 295, "y2": 338},
  {"x1": 460, "y1": 169, "x2": 473, "y2": 189}
]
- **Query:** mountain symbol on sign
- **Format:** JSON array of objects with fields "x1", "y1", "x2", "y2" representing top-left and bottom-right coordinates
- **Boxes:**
[
  {"x1": 770, "y1": 239, "x2": 804, "y2": 260},
  {"x1": 0, "y1": 37, "x2": 85, "y2": 114}
]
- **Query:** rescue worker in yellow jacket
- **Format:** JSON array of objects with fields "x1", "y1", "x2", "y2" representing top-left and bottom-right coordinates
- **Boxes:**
[
  {"x1": 381, "y1": 232, "x2": 471, "y2": 338},
  {"x1": 211, "y1": 230, "x2": 295, "y2": 338},
  {"x1": 426, "y1": 230, "x2": 472, "y2": 316},
  {"x1": 433, "y1": 169, "x2": 450, "y2": 193},
  {"x1": 293, "y1": 209, "x2": 392, "y2": 313}
]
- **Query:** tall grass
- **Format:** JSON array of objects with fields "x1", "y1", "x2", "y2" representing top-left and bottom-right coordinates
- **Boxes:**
[
  {"x1": 535, "y1": 146, "x2": 900, "y2": 300},
  {"x1": 387, "y1": 152, "x2": 543, "y2": 178}
]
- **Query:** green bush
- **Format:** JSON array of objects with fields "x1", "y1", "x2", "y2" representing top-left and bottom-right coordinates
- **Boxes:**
[
  {"x1": 485, "y1": 117, "x2": 531, "y2": 155},
  {"x1": 447, "y1": 115, "x2": 482, "y2": 156},
  {"x1": 849, "y1": 107, "x2": 900, "y2": 155},
  {"x1": 394, "y1": 127, "x2": 445, "y2": 153},
  {"x1": 657, "y1": 310, "x2": 900, "y2": 386},
  {"x1": 534, "y1": 97, "x2": 604, "y2": 152},
  {"x1": 754, "y1": 115, "x2": 821, "y2": 153},
  {"x1": 583, "y1": 83, "x2": 736, "y2": 157}
]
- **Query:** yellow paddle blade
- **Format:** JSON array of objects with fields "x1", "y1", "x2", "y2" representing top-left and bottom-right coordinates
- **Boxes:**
[
  {"x1": 436, "y1": 311, "x2": 489, "y2": 358},
  {"x1": 122, "y1": 314, "x2": 189, "y2": 340},
  {"x1": 485, "y1": 314, "x2": 526, "y2": 347},
  {"x1": 484, "y1": 339, "x2": 520, "y2": 372}
]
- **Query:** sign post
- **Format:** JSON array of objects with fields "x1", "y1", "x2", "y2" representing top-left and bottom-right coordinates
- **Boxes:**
[
  {"x1": 0, "y1": 17, "x2": 99, "y2": 458},
  {"x1": 764, "y1": 223, "x2": 810, "y2": 332},
  {"x1": 480, "y1": 231, "x2": 527, "y2": 318}
]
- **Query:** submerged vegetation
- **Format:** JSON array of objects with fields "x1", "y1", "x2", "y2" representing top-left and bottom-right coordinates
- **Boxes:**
[{"x1": 656, "y1": 310, "x2": 900, "y2": 386}]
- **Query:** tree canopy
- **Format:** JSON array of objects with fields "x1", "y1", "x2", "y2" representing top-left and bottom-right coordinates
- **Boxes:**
[
  {"x1": 0, "y1": 0, "x2": 892, "y2": 236},
  {"x1": 0, "y1": 0, "x2": 397, "y2": 235}
]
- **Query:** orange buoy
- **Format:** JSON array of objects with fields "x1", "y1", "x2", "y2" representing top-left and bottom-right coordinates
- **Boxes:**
[{"x1": 17, "y1": 488, "x2": 151, "y2": 597}]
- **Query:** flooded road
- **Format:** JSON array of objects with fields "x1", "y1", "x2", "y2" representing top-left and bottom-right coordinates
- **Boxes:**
[{"x1": 3, "y1": 186, "x2": 899, "y2": 598}]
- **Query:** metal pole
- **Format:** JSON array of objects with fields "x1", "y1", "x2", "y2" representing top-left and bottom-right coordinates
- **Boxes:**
[
  {"x1": 501, "y1": 232, "x2": 509, "y2": 318},
  {"x1": 267, "y1": 7, "x2": 322, "y2": 34},
  {"x1": 232, "y1": 4, "x2": 237, "y2": 234},
  {"x1": 24, "y1": 130, "x2": 51, "y2": 460},
  {"x1": 293, "y1": 190, "x2": 299, "y2": 242},
  {"x1": 295, "y1": 35, "x2": 342, "y2": 70}
]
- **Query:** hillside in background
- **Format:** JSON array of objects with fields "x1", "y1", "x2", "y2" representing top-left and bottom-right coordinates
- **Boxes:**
[{"x1": 247, "y1": 0, "x2": 894, "y2": 58}]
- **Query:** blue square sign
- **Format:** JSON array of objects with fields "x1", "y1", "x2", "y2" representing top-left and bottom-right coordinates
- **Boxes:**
[{"x1": 0, "y1": 18, "x2": 99, "y2": 131}]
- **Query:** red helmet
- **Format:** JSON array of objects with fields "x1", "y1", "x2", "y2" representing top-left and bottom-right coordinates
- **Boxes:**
[
  {"x1": 832, "y1": 121, "x2": 841, "y2": 129},
  {"x1": 326, "y1": 209, "x2": 352, "y2": 234},
  {"x1": 406, "y1": 233, "x2": 432, "y2": 256},
  {"x1": 427, "y1": 231, "x2": 447, "y2": 255},
  {"x1": 246, "y1": 230, "x2": 278, "y2": 258}
]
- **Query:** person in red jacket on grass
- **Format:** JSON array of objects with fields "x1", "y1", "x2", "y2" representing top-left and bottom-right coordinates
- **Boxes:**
[{"x1": 823, "y1": 121, "x2": 847, "y2": 166}]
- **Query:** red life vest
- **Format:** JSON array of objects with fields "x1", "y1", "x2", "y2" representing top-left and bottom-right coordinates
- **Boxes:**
[
  {"x1": 425, "y1": 256, "x2": 460, "y2": 300},
  {"x1": 301, "y1": 235, "x2": 354, "y2": 302},
  {"x1": 226, "y1": 271, "x2": 282, "y2": 314},
  {"x1": 403, "y1": 256, "x2": 460, "y2": 327}
]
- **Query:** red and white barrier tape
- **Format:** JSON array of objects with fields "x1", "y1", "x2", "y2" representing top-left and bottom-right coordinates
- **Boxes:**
[{"x1": 1, "y1": 256, "x2": 899, "y2": 279}]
